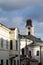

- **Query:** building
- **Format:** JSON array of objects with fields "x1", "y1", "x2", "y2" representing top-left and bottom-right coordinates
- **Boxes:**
[
  {"x1": 19, "y1": 19, "x2": 43, "y2": 65},
  {"x1": 0, "y1": 23, "x2": 20, "y2": 65},
  {"x1": 0, "y1": 19, "x2": 43, "y2": 65}
]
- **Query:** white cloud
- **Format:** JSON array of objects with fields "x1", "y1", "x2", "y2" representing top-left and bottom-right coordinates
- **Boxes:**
[{"x1": 0, "y1": 0, "x2": 43, "y2": 9}]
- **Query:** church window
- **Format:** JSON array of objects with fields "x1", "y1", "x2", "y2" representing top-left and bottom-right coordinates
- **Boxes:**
[
  {"x1": 28, "y1": 27, "x2": 30, "y2": 29},
  {"x1": 37, "y1": 51, "x2": 39, "y2": 56},
  {"x1": 22, "y1": 48, "x2": 24, "y2": 55},
  {"x1": 28, "y1": 32, "x2": 30, "y2": 35},
  {"x1": 29, "y1": 51, "x2": 31, "y2": 56}
]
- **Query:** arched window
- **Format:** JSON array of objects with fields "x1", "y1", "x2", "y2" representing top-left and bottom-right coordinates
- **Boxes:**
[
  {"x1": 22, "y1": 48, "x2": 24, "y2": 55},
  {"x1": 36, "y1": 51, "x2": 39, "y2": 56},
  {"x1": 28, "y1": 32, "x2": 30, "y2": 35},
  {"x1": 29, "y1": 51, "x2": 31, "y2": 56}
]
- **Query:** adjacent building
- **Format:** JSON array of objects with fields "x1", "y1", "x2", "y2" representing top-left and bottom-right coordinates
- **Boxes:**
[{"x1": 0, "y1": 23, "x2": 19, "y2": 65}]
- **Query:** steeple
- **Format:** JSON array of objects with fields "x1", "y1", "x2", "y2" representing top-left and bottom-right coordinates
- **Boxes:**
[
  {"x1": 26, "y1": 19, "x2": 32, "y2": 27},
  {"x1": 25, "y1": 19, "x2": 34, "y2": 35}
]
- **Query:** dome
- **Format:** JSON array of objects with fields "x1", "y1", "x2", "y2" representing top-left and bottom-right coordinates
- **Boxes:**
[{"x1": 26, "y1": 19, "x2": 32, "y2": 27}]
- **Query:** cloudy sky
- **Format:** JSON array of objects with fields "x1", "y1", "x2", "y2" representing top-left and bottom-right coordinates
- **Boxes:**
[{"x1": 0, "y1": 0, "x2": 43, "y2": 40}]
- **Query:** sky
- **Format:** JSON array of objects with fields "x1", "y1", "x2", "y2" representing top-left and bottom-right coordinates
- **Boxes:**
[{"x1": 0, "y1": 0, "x2": 43, "y2": 40}]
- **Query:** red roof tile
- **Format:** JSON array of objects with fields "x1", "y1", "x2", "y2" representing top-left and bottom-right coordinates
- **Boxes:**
[{"x1": 9, "y1": 28, "x2": 15, "y2": 30}]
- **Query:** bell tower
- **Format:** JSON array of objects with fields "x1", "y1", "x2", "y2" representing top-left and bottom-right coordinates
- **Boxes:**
[{"x1": 25, "y1": 19, "x2": 34, "y2": 35}]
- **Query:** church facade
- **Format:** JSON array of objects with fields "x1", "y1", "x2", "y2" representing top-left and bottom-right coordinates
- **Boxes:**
[{"x1": 19, "y1": 19, "x2": 43, "y2": 65}]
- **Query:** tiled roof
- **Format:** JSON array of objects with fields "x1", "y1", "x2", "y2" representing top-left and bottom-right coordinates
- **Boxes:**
[{"x1": 0, "y1": 23, "x2": 16, "y2": 30}]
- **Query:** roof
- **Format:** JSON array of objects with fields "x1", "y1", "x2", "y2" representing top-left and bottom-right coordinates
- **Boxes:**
[
  {"x1": 19, "y1": 34, "x2": 43, "y2": 46},
  {"x1": 0, "y1": 23, "x2": 16, "y2": 30},
  {"x1": 0, "y1": 23, "x2": 9, "y2": 29},
  {"x1": 26, "y1": 19, "x2": 32, "y2": 27},
  {"x1": 19, "y1": 34, "x2": 42, "y2": 42},
  {"x1": 9, "y1": 28, "x2": 15, "y2": 30},
  {"x1": 28, "y1": 41, "x2": 43, "y2": 46}
]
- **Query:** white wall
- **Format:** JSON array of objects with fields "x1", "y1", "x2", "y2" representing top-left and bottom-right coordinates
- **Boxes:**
[
  {"x1": 14, "y1": 28, "x2": 19, "y2": 40},
  {"x1": 20, "y1": 39, "x2": 33, "y2": 55},
  {"x1": 25, "y1": 26, "x2": 34, "y2": 35},
  {"x1": 41, "y1": 47, "x2": 43, "y2": 65},
  {"x1": 28, "y1": 46, "x2": 40, "y2": 62},
  {"x1": 0, "y1": 24, "x2": 19, "y2": 65},
  {"x1": 0, "y1": 26, "x2": 10, "y2": 40}
]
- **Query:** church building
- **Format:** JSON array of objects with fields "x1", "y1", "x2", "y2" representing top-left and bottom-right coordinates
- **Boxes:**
[{"x1": 19, "y1": 19, "x2": 43, "y2": 65}]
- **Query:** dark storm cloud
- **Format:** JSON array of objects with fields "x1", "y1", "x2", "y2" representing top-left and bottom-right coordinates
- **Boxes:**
[{"x1": 0, "y1": 0, "x2": 43, "y2": 10}]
